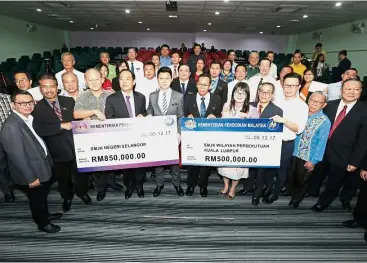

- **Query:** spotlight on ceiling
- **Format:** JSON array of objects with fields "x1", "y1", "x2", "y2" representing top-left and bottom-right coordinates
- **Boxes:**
[
  {"x1": 335, "y1": 2, "x2": 342, "y2": 7},
  {"x1": 215, "y1": 11, "x2": 220, "y2": 15},
  {"x1": 303, "y1": 14, "x2": 308, "y2": 18},
  {"x1": 125, "y1": 9, "x2": 130, "y2": 14}
]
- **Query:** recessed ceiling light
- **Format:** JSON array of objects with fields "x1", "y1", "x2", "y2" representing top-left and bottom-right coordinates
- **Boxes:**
[
  {"x1": 215, "y1": 11, "x2": 220, "y2": 15},
  {"x1": 335, "y1": 2, "x2": 342, "y2": 7},
  {"x1": 203, "y1": 29, "x2": 207, "y2": 32},
  {"x1": 208, "y1": 22, "x2": 212, "y2": 25},
  {"x1": 169, "y1": 15, "x2": 178, "y2": 18},
  {"x1": 125, "y1": 9, "x2": 130, "y2": 14},
  {"x1": 147, "y1": 28, "x2": 150, "y2": 31},
  {"x1": 260, "y1": 31, "x2": 263, "y2": 34},
  {"x1": 70, "y1": 20, "x2": 74, "y2": 23},
  {"x1": 223, "y1": 0, "x2": 229, "y2": 2},
  {"x1": 37, "y1": 9, "x2": 42, "y2": 12},
  {"x1": 90, "y1": 27, "x2": 94, "y2": 30},
  {"x1": 138, "y1": 21, "x2": 142, "y2": 24},
  {"x1": 303, "y1": 14, "x2": 308, "y2": 18},
  {"x1": 277, "y1": 25, "x2": 281, "y2": 28}
]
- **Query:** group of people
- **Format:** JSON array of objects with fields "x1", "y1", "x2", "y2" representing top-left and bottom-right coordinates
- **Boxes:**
[{"x1": 0, "y1": 43, "x2": 366, "y2": 243}]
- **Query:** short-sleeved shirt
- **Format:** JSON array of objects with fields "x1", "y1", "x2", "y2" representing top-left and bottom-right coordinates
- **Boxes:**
[{"x1": 74, "y1": 90, "x2": 112, "y2": 120}]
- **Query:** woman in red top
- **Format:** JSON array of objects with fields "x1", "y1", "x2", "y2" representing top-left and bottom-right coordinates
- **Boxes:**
[
  {"x1": 192, "y1": 58, "x2": 207, "y2": 82},
  {"x1": 96, "y1": 63, "x2": 113, "y2": 92}
]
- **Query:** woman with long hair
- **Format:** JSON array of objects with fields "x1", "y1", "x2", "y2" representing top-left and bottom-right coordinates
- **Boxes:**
[
  {"x1": 220, "y1": 59, "x2": 234, "y2": 83},
  {"x1": 95, "y1": 63, "x2": 113, "y2": 92},
  {"x1": 192, "y1": 58, "x2": 207, "y2": 82},
  {"x1": 299, "y1": 68, "x2": 327, "y2": 102},
  {"x1": 112, "y1": 60, "x2": 129, "y2": 91},
  {"x1": 312, "y1": 53, "x2": 328, "y2": 81},
  {"x1": 218, "y1": 82, "x2": 259, "y2": 200}
]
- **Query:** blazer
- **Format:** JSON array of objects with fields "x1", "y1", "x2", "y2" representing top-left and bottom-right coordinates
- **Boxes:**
[
  {"x1": 32, "y1": 96, "x2": 76, "y2": 163},
  {"x1": 324, "y1": 99, "x2": 367, "y2": 168},
  {"x1": 251, "y1": 101, "x2": 283, "y2": 118},
  {"x1": 212, "y1": 79, "x2": 228, "y2": 108},
  {"x1": 184, "y1": 92, "x2": 222, "y2": 118},
  {"x1": 105, "y1": 90, "x2": 147, "y2": 118},
  {"x1": 0, "y1": 113, "x2": 53, "y2": 185},
  {"x1": 171, "y1": 78, "x2": 197, "y2": 97}
]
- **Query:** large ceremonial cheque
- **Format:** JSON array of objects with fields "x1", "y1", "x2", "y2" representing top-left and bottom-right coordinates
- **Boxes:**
[
  {"x1": 181, "y1": 118, "x2": 283, "y2": 168},
  {"x1": 72, "y1": 116, "x2": 179, "y2": 172}
]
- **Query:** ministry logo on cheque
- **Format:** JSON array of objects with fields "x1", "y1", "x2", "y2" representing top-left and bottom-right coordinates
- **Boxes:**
[
  {"x1": 164, "y1": 117, "x2": 175, "y2": 126},
  {"x1": 75, "y1": 123, "x2": 88, "y2": 132},
  {"x1": 267, "y1": 120, "x2": 279, "y2": 130},
  {"x1": 184, "y1": 119, "x2": 197, "y2": 129}
]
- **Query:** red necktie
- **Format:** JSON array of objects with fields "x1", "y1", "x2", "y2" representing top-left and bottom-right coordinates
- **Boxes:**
[
  {"x1": 328, "y1": 105, "x2": 347, "y2": 139},
  {"x1": 51, "y1": 101, "x2": 62, "y2": 121},
  {"x1": 258, "y1": 104, "x2": 263, "y2": 116}
]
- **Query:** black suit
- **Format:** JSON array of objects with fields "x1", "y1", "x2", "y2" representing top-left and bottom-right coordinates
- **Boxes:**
[
  {"x1": 33, "y1": 97, "x2": 88, "y2": 200},
  {"x1": 184, "y1": 93, "x2": 222, "y2": 188},
  {"x1": 171, "y1": 78, "x2": 197, "y2": 97},
  {"x1": 335, "y1": 58, "x2": 351, "y2": 82},
  {"x1": 211, "y1": 78, "x2": 228, "y2": 108},
  {"x1": 0, "y1": 112, "x2": 53, "y2": 228},
  {"x1": 316, "y1": 99, "x2": 367, "y2": 207},
  {"x1": 105, "y1": 91, "x2": 147, "y2": 190}
]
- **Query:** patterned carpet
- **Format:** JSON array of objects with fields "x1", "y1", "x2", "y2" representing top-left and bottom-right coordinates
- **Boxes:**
[{"x1": 0, "y1": 172, "x2": 366, "y2": 262}]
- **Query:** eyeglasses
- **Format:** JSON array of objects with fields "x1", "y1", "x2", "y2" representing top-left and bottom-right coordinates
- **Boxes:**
[
  {"x1": 283, "y1": 84, "x2": 299, "y2": 89},
  {"x1": 309, "y1": 98, "x2": 324, "y2": 105},
  {"x1": 258, "y1": 90, "x2": 273, "y2": 96},
  {"x1": 197, "y1": 84, "x2": 210, "y2": 88},
  {"x1": 14, "y1": 101, "x2": 35, "y2": 107}
]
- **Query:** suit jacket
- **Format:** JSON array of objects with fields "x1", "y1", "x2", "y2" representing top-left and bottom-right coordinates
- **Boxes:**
[
  {"x1": 147, "y1": 89, "x2": 184, "y2": 131},
  {"x1": 171, "y1": 78, "x2": 197, "y2": 97},
  {"x1": 0, "y1": 113, "x2": 53, "y2": 185},
  {"x1": 324, "y1": 99, "x2": 367, "y2": 168},
  {"x1": 212, "y1": 79, "x2": 228, "y2": 108},
  {"x1": 184, "y1": 92, "x2": 222, "y2": 118},
  {"x1": 32, "y1": 96, "x2": 75, "y2": 163},
  {"x1": 105, "y1": 90, "x2": 147, "y2": 118},
  {"x1": 251, "y1": 101, "x2": 283, "y2": 118}
]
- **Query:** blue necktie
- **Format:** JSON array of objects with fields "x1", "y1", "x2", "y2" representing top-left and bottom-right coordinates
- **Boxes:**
[
  {"x1": 181, "y1": 83, "x2": 185, "y2": 94},
  {"x1": 130, "y1": 62, "x2": 134, "y2": 73},
  {"x1": 200, "y1": 97, "x2": 206, "y2": 118}
]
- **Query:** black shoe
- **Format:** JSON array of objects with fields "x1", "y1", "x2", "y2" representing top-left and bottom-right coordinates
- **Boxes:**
[
  {"x1": 252, "y1": 197, "x2": 259, "y2": 206},
  {"x1": 174, "y1": 185, "x2": 184, "y2": 196},
  {"x1": 186, "y1": 187, "x2": 195, "y2": 196},
  {"x1": 289, "y1": 199, "x2": 299, "y2": 208},
  {"x1": 38, "y1": 223, "x2": 61, "y2": 233},
  {"x1": 342, "y1": 219, "x2": 362, "y2": 228},
  {"x1": 237, "y1": 188, "x2": 252, "y2": 196},
  {"x1": 342, "y1": 202, "x2": 352, "y2": 212},
  {"x1": 108, "y1": 183, "x2": 124, "y2": 192},
  {"x1": 125, "y1": 189, "x2": 133, "y2": 199},
  {"x1": 200, "y1": 187, "x2": 208, "y2": 197},
  {"x1": 137, "y1": 188, "x2": 145, "y2": 198},
  {"x1": 311, "y1": 202, "x2": 326, "y2": 212},
  {"x1": 62, "y1": 199, "x2": 72, "y2": 213},
  {"x1": 153, "y1": 186, "x2": 164, "y2": 197},
  {"x1": 263, "y1": 194, "x2": 278, "y2": 204},
  {"x1": 80, "y1": 194, "x2": 92, "y2": 205},
  {"x1": 280, "y1": 187, "x2": 288, "y2": 196},
  {"x1": 4, "y1": 192, "x2": 15, "y2": 203},
  {"x1": 49, "y1": 212, "x2": 63, "y2": 221},
  {"x1": 262, "y1": 189, "x2": 271, "y2": 199},
  {"x1": 96, "y1": 191, "x2": 106, "y2": 201}
]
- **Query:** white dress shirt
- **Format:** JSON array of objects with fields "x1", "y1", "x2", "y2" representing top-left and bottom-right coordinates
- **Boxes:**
[
  {"x1": 158, "y1": 88, "x2": 172, "y2": 114},
  {"x1": 273, "y1": 80, "x2": 285, "y2": 106},
  {"x1": 227, "y1": 79, "x2": 248, "y2": 102},
  {"x1": 231, "y1": 61, "x2": 238, "y2": 73},
  {"x1": 55, "y1": 69, "x2": 86, "y2": 91},
  {"x1": 247, "y1": 74, "x2": 276, "y2": 102},
  {"x1": 13, "y1": 110, "x2": 48, "y2": 155},
  {"x1": 270, "y1": 63, "x2": 278, "y2": 79},
  {"x1": 127, "y1": 60, "x2": 144, "y2": 82},
  {"x1": 327, "y1": 81, "x2": 342, "y2": 101},
  {"x1": 276, "y1": 97, "x2": 309, "y2": 141},
  {"x1": 169, "y1": 64, "x2": 180, "y2": 78},
  {"x1": 121, "y1": 91, "x2": 135, "y2": 117},
  {"x1": 134, "y1": 77, "x2": 159, "y2": 109},
  {"x1": 27, "y1": 86, "x2": 43, "y2": 102},
  {"x1": 196, "y1": 92, "x2": 211, "y2": 110},
  {"x1": 335, "y1": 99, "x2": 357, "y2": 120}
]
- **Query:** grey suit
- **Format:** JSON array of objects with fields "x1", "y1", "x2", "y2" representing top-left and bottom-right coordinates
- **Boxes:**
[{"x1": 147, "y1": 89, "x2": 183, "y2": 187}]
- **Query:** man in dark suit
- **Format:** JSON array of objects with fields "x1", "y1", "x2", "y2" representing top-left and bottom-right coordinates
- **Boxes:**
[
  {"x1": 105, "y1": 69, "x2": 147, "y2": 199},
  {"x1": 335, "y1": 50, "x2": 352, "y2": 82},
  {"x1": 209, "y1": 61, "x2": 228, "y2": 107},
  {"x1": 0, "y1": 90, "x2": 60, "y2": 233},
  {"x1": 184, "y1": 73, "x2": 222, "y2": 197},
  {"x1": 171, "y1": 64, "x2": 197, "y2": 97},
  {"x1": 245, "y1": 83, "x2": 284, "y2": 205},
  {"x1": 32, "y1": 74, "x2": 91, "y2": 213},
  {"x1": 312, "y1": 79, "x2": 367, "y2": 212}
]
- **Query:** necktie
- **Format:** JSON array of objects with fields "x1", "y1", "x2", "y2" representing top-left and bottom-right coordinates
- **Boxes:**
[
  {"x1": 328, "y1": 105, "x2": 347, "y2": 139},
  {"x1": 162, "y1": 92, "x2": 168, "y2": 115},
  {"x1": 200, "y1": 97, "x2": 206, "y2": 118},
  {"x1": 210, "y1": 79, "x2": 216, "y2": 93},
  {"x1": 181, "y1": 83, "x2": 186, "y2": 94},
  {"x1": 258, "y1": 104, "x2": 263, "y2": 116},
  {"x1": 125, "y1": 96, "x2": 133, "y2": 117},
  {"x1": 174, "y1": 66, "x2": 178, "y2": 78},
  {"x1": 51, "y1": 101, "x2": 62, "y2": 120},
  {"x1": 131, "y1": 62, "x2": 134, "y2": 73},
  {"x1": 255, "y1": 78, "x2": 263, "y2": 103}
]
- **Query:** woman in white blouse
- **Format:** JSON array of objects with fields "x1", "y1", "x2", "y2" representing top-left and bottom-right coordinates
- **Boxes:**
[{"x1": 299, "y1": 68, "x2": 328, "y2": 102}]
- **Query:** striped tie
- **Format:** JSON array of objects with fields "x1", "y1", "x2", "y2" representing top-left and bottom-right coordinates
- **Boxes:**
[
  {"x1": 51, "y1": 101, "x2": 62, "y2": 120},
  {"x1": 162, "y1": 92, "x2": 168, "y2": 115}
]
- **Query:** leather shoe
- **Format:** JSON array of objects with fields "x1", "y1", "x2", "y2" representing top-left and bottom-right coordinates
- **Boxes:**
[
  {"x1": 237, "y1": 188, "x2": 252, "y2": 196},
  {"x1": 311, "y1": 202, "x2": 326, "y2": 212},
  {"x1": 263, "y1": 194, "x2": 278, "y2": 204},
  {"x1": 62, "y1": 199, "x2": 72, "y2": 213},
  {"x1": 289, "y1": 199, "x2": 299, "y2": 208},
  {"x1": 49, "y1": 212, "x2": 63, "y2": 221},
  {"x1": 252, "y1": 197, "x2": 259, "y2": 206},
  {"x1": 200, "y1": 187, "x2": 208, "y2": 197},
  {"x1": 4, "y1": 192, "x2": 15, "y2": 203},
  {"x1": 342, "y1": 202, "x2": 352, "y2": 212},
  {"x1": 80, "y1": 194, "x2": 92, "y2": 205},
  {"x1": 125, "y1": 189, "x2": 133, "y2": 199},
  {"x1": 174, "y1": 185, "x2": 185, "y2": 196},
  {"x1": 153, "y1": 186, "x2": 164, "y2": 197},
  {"x1": 342, "y1": 219, "x2": 362, "y2": 228},
  {"x1": 38, "y1": 223, "x2": 61, "y2": 233},
  {"x1": 186, "y1": 187, "x2": 195, "y2": 196},
  {"x1": 137, "y1": 188, "x2": 145, "y2": 198},
  {"x1": 262, "y1": 189, "x2": 271, "y2": 198},
  {"x1": 96, "y1": 191, "x2": 106, "y2": 201},
  {"x1": 108, "y1": 183, "x2": 123, "y2": 192}
]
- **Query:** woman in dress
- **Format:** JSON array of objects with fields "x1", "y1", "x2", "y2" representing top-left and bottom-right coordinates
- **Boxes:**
[
  {"x1": 220, "y1": 59, "x2": 235, "y2": 83},
  {"x1": 96, "y1": 63, "x2": 113, "y2": 92},
  {"x1": 218, "y1": 82, "x2": 259, "y2": 200}
]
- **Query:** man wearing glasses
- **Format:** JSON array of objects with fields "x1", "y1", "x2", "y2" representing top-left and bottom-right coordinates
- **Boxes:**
[
  {"x1": 288, "y1": 91, "x2": 331, "y2": 208},
  {"x1": 13, "y1": 71, "x2": 43, "y2": 101},
  {"x1": 0, "y1": 90, "x2": 60, "y2": 233}
]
